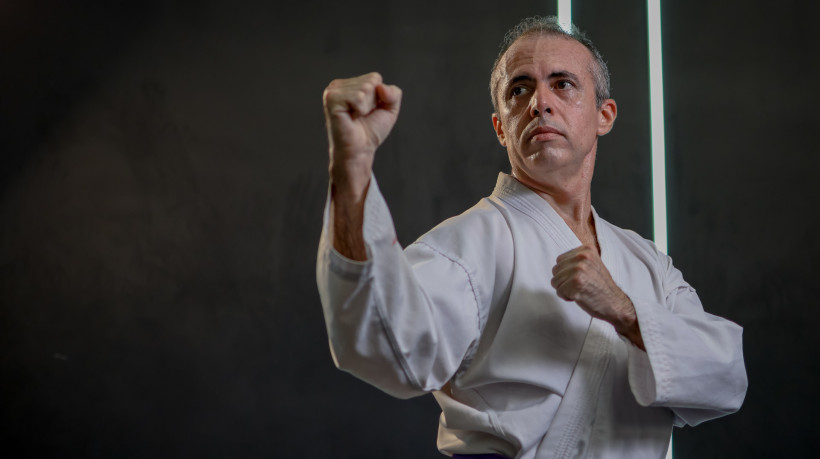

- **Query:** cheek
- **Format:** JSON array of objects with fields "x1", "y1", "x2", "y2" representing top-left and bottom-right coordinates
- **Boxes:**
[
  {"x1": 506, "y1": 100, "x2": 530, "y2": 123},
  {"x1": 512, "y1": 111, "x2": 530, "y2": 133},
  {"x1": 571, "y1": 105, "x2": 599, "y2": 131}
]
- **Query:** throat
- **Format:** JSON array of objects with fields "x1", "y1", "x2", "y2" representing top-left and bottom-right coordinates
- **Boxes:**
[{"x1": 566, "y1": 215, "x2": 600, "y2": 254}]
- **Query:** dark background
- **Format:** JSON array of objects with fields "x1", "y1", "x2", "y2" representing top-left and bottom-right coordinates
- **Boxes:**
[{"x1": 2, "y1": 0, "x2": 817, "y2": 457}]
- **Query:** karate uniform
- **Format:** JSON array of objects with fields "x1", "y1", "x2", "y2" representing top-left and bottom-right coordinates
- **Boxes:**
[{"x1": 316, "y1": 173, "x2": 747, "y2": 459}]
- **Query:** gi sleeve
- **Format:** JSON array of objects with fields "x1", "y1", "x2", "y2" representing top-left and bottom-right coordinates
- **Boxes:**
[
  {"x1": 316, "y1": 177, "x2": 480, "y2": 399},
  {"x1": 625, "y1": 252, "x2": 748, "y2": 427}
]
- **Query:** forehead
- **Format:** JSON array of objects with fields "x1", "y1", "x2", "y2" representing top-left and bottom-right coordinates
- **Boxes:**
[{"x1": 498, "y1": 33, "x2": 595, "y2": 82}]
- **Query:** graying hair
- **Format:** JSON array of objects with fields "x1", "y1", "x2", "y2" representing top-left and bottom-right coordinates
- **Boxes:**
[{"x1": 490, "y1": 15, "x2": 611, "y2": 112}]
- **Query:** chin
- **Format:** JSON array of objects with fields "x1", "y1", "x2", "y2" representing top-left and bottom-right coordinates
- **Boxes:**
[{"x1": 524, "y1": 152, "x2": 566, "y2": 171}]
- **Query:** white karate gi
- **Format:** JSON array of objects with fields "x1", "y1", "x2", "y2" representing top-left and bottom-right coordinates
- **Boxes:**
[{"x1": 316, "y1": 173, "x2": 747, "y2": 459}]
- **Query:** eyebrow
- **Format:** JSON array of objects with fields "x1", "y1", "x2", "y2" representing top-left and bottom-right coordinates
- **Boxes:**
[
  {"x1": 507, "y1": 70, "x2": 581, "y2": 87},
  {"x1": 549, "y1": 70, "x2": 580, "y2": 82}
]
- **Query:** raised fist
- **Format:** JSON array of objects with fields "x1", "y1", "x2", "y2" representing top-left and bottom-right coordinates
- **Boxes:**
[{"x1": 323, "y1": 72, "x2": 402, "y2": 197}]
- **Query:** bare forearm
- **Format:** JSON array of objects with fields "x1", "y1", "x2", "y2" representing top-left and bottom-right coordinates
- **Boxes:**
[
  {"x1": 329, "y1": 153, "x2": 373, "y2": 260},
  {"x1": 611, "y1": 298, "x2": 646, "y2": 351},
  {"x1": 331, "y1": 178, "x2": 369, "y2": 261}
]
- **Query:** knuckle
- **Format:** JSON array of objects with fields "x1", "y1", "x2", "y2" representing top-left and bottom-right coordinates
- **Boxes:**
[
  {"x1": 570, "y1": 276, "x2": 585, "y2": 290},
  {"x1": 353, "y1": 89, "x2": 368, "y2": 105},
  {"x1": 324, "y1": 85, "x2": 343, "y2": 100}
]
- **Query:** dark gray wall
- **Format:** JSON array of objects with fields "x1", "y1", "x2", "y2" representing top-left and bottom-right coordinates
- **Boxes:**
[
  {"x1": 1, "y1": 1, "x2": 816, "y2": 457},
  {"x1": 663, "y1": 1, "x2": 820, "y2": 457}
]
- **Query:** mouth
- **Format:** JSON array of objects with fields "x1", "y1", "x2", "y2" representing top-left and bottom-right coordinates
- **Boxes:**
[{"x1": 527, "y1": 125, "x2": 563, "y2": 142}]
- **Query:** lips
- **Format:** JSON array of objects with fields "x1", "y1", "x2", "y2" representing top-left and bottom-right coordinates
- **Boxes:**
[{"x1": 527, "y1": 125, "x2": 563, "y2": 142}]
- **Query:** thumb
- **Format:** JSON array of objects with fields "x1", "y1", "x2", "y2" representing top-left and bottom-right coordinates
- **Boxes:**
[{"x1": 376, "y1": 84, "x2": 402, "y2": 112}]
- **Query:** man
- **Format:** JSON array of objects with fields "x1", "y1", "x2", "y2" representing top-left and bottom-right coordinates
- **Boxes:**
[{"x1": 317, "y1": 16, "x2": 747, "y2": 459}]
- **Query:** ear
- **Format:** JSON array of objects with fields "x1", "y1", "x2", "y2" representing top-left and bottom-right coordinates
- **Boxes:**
[
  {"x1": 596, "y1": 99, "x2": 618, "y2": 136},
  {"x1": 492, "y1": 113, "x2": 507, "y2": 147}
]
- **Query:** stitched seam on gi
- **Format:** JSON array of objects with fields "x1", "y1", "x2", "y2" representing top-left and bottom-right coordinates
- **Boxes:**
[
  {"x1": 372, "y1": 293, "x2": 425, "y2": 391},
  {"x1": 413, "y1": 240, "x2": 483, "y2": 372}
]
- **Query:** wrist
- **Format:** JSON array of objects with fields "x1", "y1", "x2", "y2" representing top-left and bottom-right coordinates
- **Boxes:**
[
  {"x1": 330, "y1": 157, "x2": 373, "y2": 200},
  {"x1": 612, "y1": 295, "x2": 646, "y2": 351}
]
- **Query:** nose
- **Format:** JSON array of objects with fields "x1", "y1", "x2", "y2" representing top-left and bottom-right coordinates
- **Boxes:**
[{"x1": 529, "y1": 84, "x2": 552, "y2": 118}]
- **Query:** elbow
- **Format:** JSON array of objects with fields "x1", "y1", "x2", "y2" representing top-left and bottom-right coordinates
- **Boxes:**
[
  {"x1": 714, "y1": 330, "x2": 749, "y2": 414},
  {"x1": 676, "y1": 358, "x2": 749, "y2": 427},
  {"x1": 724, "y1": 361, "x2": 749, "y2": 414},
  {"x1": 700, "y1": 354, "x2": 749, "y2": 414},
  {"x1": 328, "y1": 336, "x2": 428, "y2": 400}
]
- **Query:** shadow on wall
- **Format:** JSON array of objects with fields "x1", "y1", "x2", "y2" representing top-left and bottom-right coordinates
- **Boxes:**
[{"x1": 0, "y1": 1, "x2": 162, "y2": 192}]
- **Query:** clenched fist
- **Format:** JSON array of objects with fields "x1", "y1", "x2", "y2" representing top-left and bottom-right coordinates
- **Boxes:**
[
  {"x1": 551, "y1": 245, "x2": 645, "y2": 350},
  {"x1": 323, "y1": 72, "x2": 402, "y2": 199}
]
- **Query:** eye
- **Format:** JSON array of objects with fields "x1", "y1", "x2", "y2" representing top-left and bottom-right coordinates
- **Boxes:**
[
  {"x1": 556, "y1": 80, "x2": 575, "y2": 90},
  {"x1": 510, "y1": 86, "x2": 530, "y2": 97}
]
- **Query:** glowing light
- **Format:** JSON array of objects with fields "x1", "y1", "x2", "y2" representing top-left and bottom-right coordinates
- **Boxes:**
[
  {"x1": 647, "y1": 0, "x2": 672, "y2": 451},
  {"x1": 557, "y1": 0, "x2": 572, "y2": 32},
  {"x1": 647, "y1": 0, "x2": 668, "y2": 255}
]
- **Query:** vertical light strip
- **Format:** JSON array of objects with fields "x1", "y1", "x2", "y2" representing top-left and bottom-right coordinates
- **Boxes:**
[
  {"x1": 647, "y1": 0, "x2": 668, "y2": 255},
  {"x1": 557, "y1": 0, "x2": 572, "y2": 32},
  {"x1": 647, "y1": 0, "x2": 672, "y2": 456}
]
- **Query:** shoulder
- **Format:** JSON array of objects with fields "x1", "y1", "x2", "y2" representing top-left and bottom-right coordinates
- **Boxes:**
[
  {"x1": 406, "y1": 197, "x2": 514, "y2": 330},
  {"x1": 596, "y1": 216, "x2": 690, "y2": 290},
  {"x1": 596, "y1": 216, "x2": 666, "y2": 266},
  {"x1": 412, "y1": 197, "x2": 512, "y2": 260},
  {"x1": 406, "y1": 198, "x2": 514, "y2": 298}
]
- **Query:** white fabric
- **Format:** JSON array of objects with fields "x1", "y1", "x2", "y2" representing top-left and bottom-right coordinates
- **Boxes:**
[{"x1": 316, "y1": 173, "x2": 747, "y2": 459}]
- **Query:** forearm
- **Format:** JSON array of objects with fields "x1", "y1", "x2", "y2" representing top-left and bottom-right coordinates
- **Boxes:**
[
  {"x1": 328, "y1": 133, "x2": 375, "y2": 262},
  {"x1": 330, "y1": 177, "x2": 369, "y2": 261},
  {"x1": 610, "y1": 298, "x2": 645, "y2": 351}
]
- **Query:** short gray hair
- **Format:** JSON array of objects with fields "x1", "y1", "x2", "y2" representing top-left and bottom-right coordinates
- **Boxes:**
[{"x1": 490, "y1": 15, "x2": 611, "y2": 112}]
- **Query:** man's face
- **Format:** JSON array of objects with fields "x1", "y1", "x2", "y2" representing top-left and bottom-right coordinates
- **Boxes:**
[{"x1": 492, "y1": 34, "x2": 616, "y2": 192}]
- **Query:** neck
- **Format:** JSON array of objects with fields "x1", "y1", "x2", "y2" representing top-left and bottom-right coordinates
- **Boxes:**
[{"x1": 511, "y1": 150, "x2": 599, "y2": 250}]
